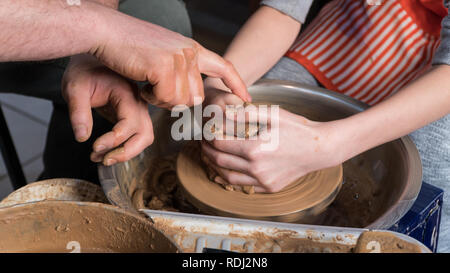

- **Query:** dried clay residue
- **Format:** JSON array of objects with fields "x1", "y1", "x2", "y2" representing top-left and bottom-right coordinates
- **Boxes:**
[
  {"x1": 353, "y1": 231, "x2": 424, "y2": 253},
  {"x1": 0, "y1": 201, "x2": 178, "y2": 253},
  {"x1": 228, "y1": 229, "x2": 353, "y2": 253},
  {"x1": 132, "y1": 156, "x2": 199, "y2": 213}
]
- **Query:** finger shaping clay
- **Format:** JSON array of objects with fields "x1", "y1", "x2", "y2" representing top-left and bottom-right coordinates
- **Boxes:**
[{"x1": 202, "y1": 109, "x2": 263, "y2": 194}]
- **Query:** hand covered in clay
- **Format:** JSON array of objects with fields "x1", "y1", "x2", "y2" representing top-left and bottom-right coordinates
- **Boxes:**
[
  {"x1": 92, "y1": 11, "x2": 251, "y2": 108},
  {"x1": 62, "y1": 54, "x2": 154, "y2": 166},
  {"x1": 201, "y1": 106, "x2": 343, "y2": 193}
]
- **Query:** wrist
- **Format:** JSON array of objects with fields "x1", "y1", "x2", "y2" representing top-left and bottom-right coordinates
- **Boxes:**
[
  {"x1": 79, "y1": 2, "x2": 118, "y2": 58},
  {"x1": 319, "y1": 119, "x2": 364, "y2": 165},
  {"x1": 327, "y1": 113, "x2": 384, "y2": 164},
  {"x1": 66, "y1": 55, "x2": 101, "y2": 76}
]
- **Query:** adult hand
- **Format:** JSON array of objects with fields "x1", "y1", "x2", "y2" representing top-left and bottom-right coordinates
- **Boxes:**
[
  {"x1": 91, "y1": 10, "x2": 251, "y2": 108},
  {"x1": 201, "y1": 105, "x2": 345, "y2": 193},
  {"x1": 62, "y1": 54, "x2": 154, "y2": 166}
]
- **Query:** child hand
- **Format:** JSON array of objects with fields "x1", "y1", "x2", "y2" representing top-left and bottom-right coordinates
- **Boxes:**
[{"x1": 201, "y1": 107, "x2": 344, "y2": 193}]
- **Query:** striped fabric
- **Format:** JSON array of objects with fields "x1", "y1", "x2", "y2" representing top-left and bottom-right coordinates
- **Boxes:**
[{"x1": 286, "y1": 0, "x2": 445, "y2": 105}]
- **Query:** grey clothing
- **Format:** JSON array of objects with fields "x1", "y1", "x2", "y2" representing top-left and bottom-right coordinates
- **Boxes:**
[
  {"x1": 120, "y1": 0, "x2": 192, "y2": 38},
  {"x1": 264, "y1": 57, "x2": 319, "y2": 86},
  {"x1": 409, "y1": 0, "x2": 450, "y2": 253},
  {"x1": 410, "y1": 117, "x2": 450, "y2": 253},
  {"x1": 433, "y1": 0, "x2": 450, "y2": 65},
  {"x1": 260, "y1": 0, "x2": 313, "y2": 23}
]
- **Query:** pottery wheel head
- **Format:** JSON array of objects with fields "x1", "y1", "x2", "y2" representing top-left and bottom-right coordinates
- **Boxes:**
[{"x1": 176, "y1": 142, "x2": 343, "y2": 223}]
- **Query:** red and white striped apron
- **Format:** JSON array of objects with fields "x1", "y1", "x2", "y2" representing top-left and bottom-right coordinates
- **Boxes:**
[{"x1": 286, "y1": 0, "x2": 447, "y2": 105}]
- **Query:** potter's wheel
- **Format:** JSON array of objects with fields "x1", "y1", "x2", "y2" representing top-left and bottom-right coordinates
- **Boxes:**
[{"x1": 177, "y1": 142, "x2": 343, "y2": 222}]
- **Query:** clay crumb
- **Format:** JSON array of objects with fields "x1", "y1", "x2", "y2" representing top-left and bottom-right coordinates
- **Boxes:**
[
  {"x1": 55, "y1": 225, "x2": 70, "y2": 232},
  {"x1": 115, "y1": 227, "x2": 126, "y2": 233},
  {"x1": 242, "y1": 186, "x2": 255, "y2": 194}
]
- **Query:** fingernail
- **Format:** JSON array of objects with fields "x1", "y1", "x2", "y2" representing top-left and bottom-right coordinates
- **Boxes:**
[
  {"x1": 104, "y1": 158, "x2": 117, "y2": 166},
  {"x1": 94, "y1": 144, "x2": 106, "y2": 153},
  {"x1": 247, "y1": 94, "x2": 252, "y2": 102},
  {"x1": 73, "y1": 125, "x2": 87, "y2": 142}
]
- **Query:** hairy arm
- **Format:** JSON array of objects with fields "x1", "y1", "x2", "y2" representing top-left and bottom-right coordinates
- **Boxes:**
[
  {"x1": 204, "y1": 6, "x2": 302, "y2": 89},
  {"x1": 0, "y1": 0, "x2": 111, "y2": 62}
]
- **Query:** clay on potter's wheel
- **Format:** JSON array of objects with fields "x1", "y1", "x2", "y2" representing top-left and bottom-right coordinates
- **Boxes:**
[{"x1": 177, "y1": 141, "x2": 343, "y2": 222}]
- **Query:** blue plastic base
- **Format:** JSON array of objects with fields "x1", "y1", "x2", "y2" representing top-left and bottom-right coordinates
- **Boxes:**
[{"x1": 389, "y1": 182, "x2": 444, "y2": 252}]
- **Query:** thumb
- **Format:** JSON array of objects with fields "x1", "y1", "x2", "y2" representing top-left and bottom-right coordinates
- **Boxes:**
[
  {"x1": 62, "y1": 81, "x2": 94, "y2": 142},
  {"x1": 197, "y1": 47, "x2": 251, "y2": 103}
]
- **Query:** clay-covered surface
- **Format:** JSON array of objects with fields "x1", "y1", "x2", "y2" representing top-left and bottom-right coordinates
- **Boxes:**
[
  {"x1": 0, "y1": 179, "x2": 108, "y2": 208},
  {"x1": 0, "y1": 201, "x2": 179, "y2": 253},
  {"x1": 354, "y1": 231, "x2": 423, "y2": 253},
  {"x1": 142, "y1": 210, "x2": 430, "y2": 253}
]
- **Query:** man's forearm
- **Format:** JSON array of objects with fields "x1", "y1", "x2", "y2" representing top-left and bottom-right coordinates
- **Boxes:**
[
  {"x1": 335, "y1": 65, "x2": 450, "y2": 162},
  {"x1": 66, "y1": 0, "x2": 119, "y2": 63},
  {"x1": 0, "y1": 0, "x2": 112, "y2": 62}
]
